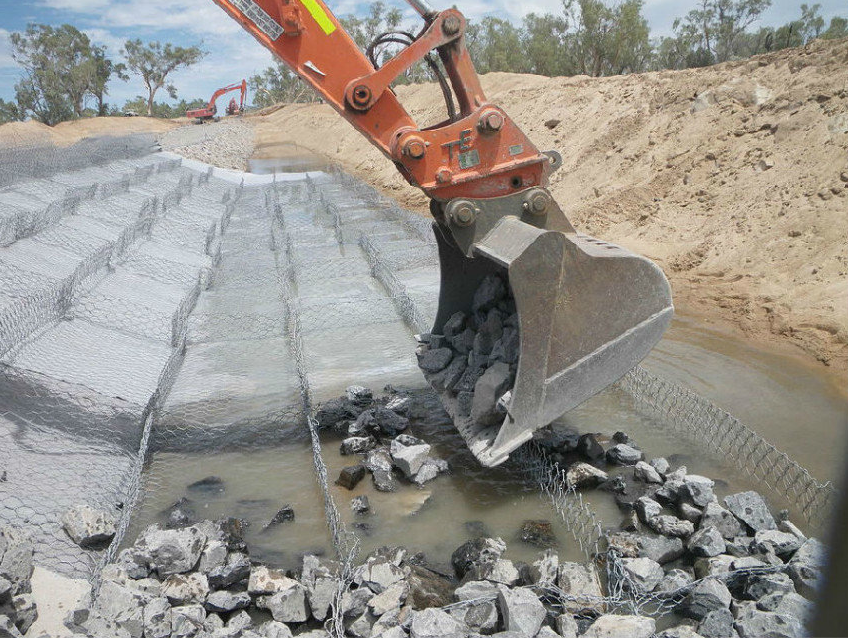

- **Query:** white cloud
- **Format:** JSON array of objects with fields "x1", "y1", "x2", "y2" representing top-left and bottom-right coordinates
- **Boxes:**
[
  {"x1": 83, "y1": 27, "x2": 127, "y2": 54},
  {"x1": 0, "y1": 29, "x2": 16, "y2": 69},
  {"x1": 40, "y1": 0, "x2": 110, "y2": 11}
]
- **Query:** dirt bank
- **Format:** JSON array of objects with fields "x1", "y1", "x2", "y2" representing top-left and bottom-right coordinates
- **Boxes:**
[
  {"x1": 0, "y1": 116, "x2": 178, "y2": 147},
  {"x1": 251, "y1": 38, "x2": 848, "y2": 373}
]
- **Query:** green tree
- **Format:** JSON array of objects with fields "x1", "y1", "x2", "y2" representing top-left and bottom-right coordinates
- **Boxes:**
[
  {"x1": 672, "y1": 0, "x2": 772, "y2": 63},
  {"x1": 123, "y1": 39, "x2": 205, "y2": 116},
  {"x1": 0, "y1": 98, "x2": 23, "y2": 123},
  {"x1": 465, "y1": 17, "x2": 524, "y2": 74},
  {"x1": 249, "y1": 62, "x2": 318, "y2": 107},
  {"x1": 91, "y1": 45, "x2": 128, "y2": 116},
  {"x1": 9, "y1": 24, "x2": 106, "y2": 124},
  {"x1": 521, "y1": 13, "x2": 574, "y2": 76},
  {"x1": 822, "y1": 16, "x2": 848, "y2": 39}
]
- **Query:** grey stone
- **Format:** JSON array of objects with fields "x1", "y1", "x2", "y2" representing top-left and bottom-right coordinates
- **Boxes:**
[
  {"x1": 117, "y1": 548, "x2": 149, "y2": 580},
  {"x1": 452, "y1": 328, "x2": 477, "y2": 355},
  {"x1": 260, "y1": 620, "x2": 294, "y2": 638},
  {"x1": 346, "y1": 610, "x2": 376, "y2": 638},
  {"x1": 473, "y1": 312, "x2": 504, "y2": 356},
  {"x1": 684, "y1": 476, "x2": 715, "y2": 508},
  {"x1": 205, "y1": 590, "x2": 250, "y2": 613},
  {"x1": 442, "y1": 312, "x2": 467, "y2": 340},
  {"x1": 734, "y1": 609, "x2": 802, "y2": 638},
  {"x1": 577, "y1": 434, "x2": 605, "y2": 461},
  {"x1": 557, "y1": 562, "x2": 603, "y2": 614},
  {"x1": 0, "y1": 528, "x2": 33, "y2": 595},
  {"x1": 94, "y1": 580, "x2": 148, "y2": 638},
  {"x1": 556, "y1": 613, "x2": 579, "y2": 638},
  {"x1": 688, "y1": 526, "x2": 726, "y2": 557},
  {"x1": 754, "y1": 530, "x2": 802, "y2": 557},
  {"x1": 607, "y1": 444, "x2": 642, "y2": 465},
  {"x1": 786, "y1": 538, "x2": 825, "y2": 598},
  {"x1": 743, "y1": 572, "x2": 794, "y2": 600},
  {"x1": 307, "y1": 576, "x2": 338, "y2": 621},
  {"x1": 341, "y1": 436, "x2": 376, "y2": 455},
  {"x1": 430, "y1": 356, "x2": 468, "y2": 393},
  {"x1": 407, "y1": 565, "x2": 455, "y2": 609},
  {"x1": 368, "y1": 581, "x2": 409, "y2": 616},
  {"x1": 336, "y1": 465, "x2": 366, "y2": 490},
  {"x1": 472, "y1": 275, "x2": 506, "y2": 313},
  {"x1": 161, "y1": 572, "x2": 209, "y2": 605},
  {"x1": 62, "y1": 504, "x2": 117, "y2": 548},
  {"x1": 757, "y1": 592, "x2": 813, "y2": 624},
  {"x1": 4, "y1": 595, "x2": 35, "y2": 635},
  {"x1": 635, "y1": 497, "x2": 662, "y2": 524},
  {"x1": 489, "y1": 327, "x2": 519, "y2": 365},
  {"x1": 656, "y1": 627, "x2": 706, "y2": 638},
  {"x1": 519, "y1": 520, "x2": 557, "y2": 548},
  {"x1": 365, "y1": 448, "x2": 394, "y2": 474},
  {"x1": 390, "y1": 437, "x2": 432, "y2": 479},
  {"x1": 654, "y1": 569, "x2": 694, "y2": 594},
  {"x1": 452, "y1": 537, "x2": 506, "y2": 579},
  {"x1": 680, "y1": 578, "x2": 732, "y2": 620},
  {"x1": 582, "y1": 615, "x2": 656, "y2": 638},
  {"x1": 419, "y1": 347, "x2": 454, "y2": 373},
  {"x1": 650, "y1": 458, "x2": 671, "y2": 475},
  {"x1": 197, "y1": 540, "x2": 227, "y2": 574},
  {"x1": 225, "y1": 609, "x2": 252, "y2": 632},
  {"x1": 638, "y1": 533, "x2": 685, "y2": 564},
  {"x1": 725, "y1": 536, "x2": 754, "y2": 557},
  {"x1": 452, "y1": 600, "x2": 498, "y2": 634},
  {"x1": 257, "y1": 580, "x2": 309, "y2": 623},
  {"x1": 143, "y1": 597, "x2": 171, "y2": 638},
  {"x1": 0, "y1": 580, "x2": 9, "y2": 605},
  {"x1": 410, "y1": 608, "x2": 466, "y2": 638},
  {"x1": 373, "y1": 469, "x2": 398, "y2": 492},
  {"x1": 679, "y1": 501, "x2": 703, "y2": 524},
  {"x1": 454, "y1": 580, "x2": 499, "y2": 602},
  {"x1": 207, "y1": 552, "x2": 250, "y2": 589},
  {"x1": 700, "y1": 503, "x2": 744, "y2": 540},
  {"x1": 248, "y1": 566, "x2": 295, "y2": 595},
  {"x1": 497, "y1": 586, "x2": 546, "y2": 636},
  {"x1": 186, "y1": 476, "x2": 224, "y2": 495},
  {"x1": 479, "y1": 559, "x2": 520, "y2": 586},
  {"x1": 620, "y1": 557, "x2": 664, "y2": 593},
  {"x1": 315, "y1": 397, "x2": 361, "y2": 432},
  {"x1": 694, "y1": 555, "x2": 735, "y2": 579},
  {"x1": 356, "y1": 557, "x2": 406, "y2": 594},
  {"x1": 565, "y1": 463, "x2": 608, "y2": 489},
  {"x1": 634, "y1": 461, "x2": 663, "y2": 484},
  {"x1": 697, "y1": 608, "x2": 734, "y2": 638},
  {"x1": 351, "y1": 495, "x2": 371, "y2": 515},
  {"x1": 341, "y1": 587, "x2": 374, "y2": 618},
  {"x1": 0, "y1": 615, "x2": 23, "y2": 638},
  {"x1": 267, "y1": 505, "x2": 295, "y2": 526},
  {"x1": 414, "y1": 457, "x2": 448, "y2": 486},
  {"x1": 471, "y1": 363, "x2": 512, "y2": 427},
  {"x1": 170, "y1": 604, "x2": 205, "y2": 638},
  {"x1": 530, "y1": 549, "x2": 559, "y2": 586},
  {"x1": 137, "y1": 526, "x2": 207, "y2": 576},
  {"x1": 346, "y1": 385, "x2": 373, "y2": 405},
  {"x1": 648, "y1": 515, "x2": 695, "y2": 538},
  {"x1": 724, "y1": 492, "x2": 776, "y2": 532},
  {"x1": 656, "y1": 479, "x2": 686, "y2": 505}
]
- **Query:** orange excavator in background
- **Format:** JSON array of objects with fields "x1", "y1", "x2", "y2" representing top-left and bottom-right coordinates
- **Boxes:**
[
  {"x1": 209, "y1": 0, "x2": 674, "y2": 466},
  {"x1": 186, "y1": 79, "x2": 247, "y2": 122}
]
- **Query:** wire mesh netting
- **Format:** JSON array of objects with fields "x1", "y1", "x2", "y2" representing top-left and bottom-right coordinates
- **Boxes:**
[{"x1": 0, "y1": 136, "x2": 837, "y2": 638}]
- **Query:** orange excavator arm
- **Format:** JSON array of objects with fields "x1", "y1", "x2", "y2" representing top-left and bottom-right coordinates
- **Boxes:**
[
  {"x1": 187, "y1": 79, "x2": 248, "y2": 119},
  {"x1": 209, "y1": 0, "x2": 674, "y2": 467}
]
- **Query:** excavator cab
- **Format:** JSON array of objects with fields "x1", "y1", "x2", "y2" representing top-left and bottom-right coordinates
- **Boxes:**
[{"x1": 210, "y1": 0, "x2": 673, "y2": 466}]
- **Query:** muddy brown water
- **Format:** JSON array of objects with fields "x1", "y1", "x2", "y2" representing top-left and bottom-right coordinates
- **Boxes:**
[{"x1": 128, "y1": 315, "x2": 847, "y2": 573}]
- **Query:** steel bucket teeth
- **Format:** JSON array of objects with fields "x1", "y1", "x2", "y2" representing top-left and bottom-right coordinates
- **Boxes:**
[{"x1": 432, "y1": 217, "x2": 674, "y2": 467}]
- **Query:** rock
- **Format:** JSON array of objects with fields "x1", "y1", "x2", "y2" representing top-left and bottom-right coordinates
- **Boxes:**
[
  {"x1": 161, "y1": 573, "x2": 209, "y2": 605},
  {"x1": 347, "y1": 385, "x2": 373, "y2": 405},
  {"x1": 385, "y1": 394, "x2": 411, "y2": 415},
  {"x1": 372, "y1": 469, "x2": 398, "y2": 492},
  {"x1": 582, "y1": 615, "x2": 656, "y2": 638},
  {"x1": 260, "y1": 620, "x2": 294, "y2": 638},
  {"x1": 577, "y1": 434, "x2": 605, "y2": 461},
  {"x1": 757, "y1": 592, "x2": 813, "y2": 625},
  {"x1": 391, "y1": 436, "x2": 432, "y2": 479},
  {"x1": 473, "y1": 312, "x2": 504, "y2": 356},
  {"x1": 656, "y1": 479, "x2": 686, "y2": 505},
  {"x1": 442, "y1": 312, "x2": 467, "y2": 340},
  {"x1": 638, "y1": 533, "x2": 685, "y2": 564},
  {"x1": 368, "y1": 580, "x2": 409, "y2": 616},
  {"x1": 607, "y1": 444, "x2": 642, "y2": 465},
  {"x1": 0, "y1": 615, "x2": 23, "y2": 638},
  {"x1": 316, "y1": 397, "x2": 361, "y2": 432},
  {"x1": 497, "y1": 586, "x2": 545, "y2": 636},
  {"x1": 164, "y1": 498, "x2": 195, "y2": 529},
  {"x1": 725, "y1": 536, "x2": 754, "y2": 557},
  {"x1": 306, "y1": 576, "x2": 338, "y2": 621},
  {"x1": 620, "y1": 557, "x2": 664, "y2": 593},
  {"x1": 356, "y1": 557, "x2": 406, "y2": 594},
  {"x1": 529, "y1": 549, "x2": 559, "y2": 586},
  {"x1": 336, "y1": 465, "x2": 367, "y2": 490},
  {"x1": 519, "y1": 520, "x2": 556, "y2": 548},
  {"x1": 724, "y1": 492, "x2": 776, "y2": 532},
  {"x1": 656, "y1": 627, "x2": 705, "y2": 638},
  {"x1": 743, "y1": 572, "x2": 794, "y2": 600},
  {"x1": 419, "y1": 347, "x2": 454, "y2": 373},
  {"x1": 429, "y1": 356, "x2": 468, "y2": 393},
  {"x1": 413, "y1": 457, "x2": 449, "y2": 486},
  {"x1": 753, "y1": 530, "x2": 801, "y2": 557},
  {"x1": 0, "y1": 580, "x2": 10, "y2": 605},
  {"x1": 341, "y1": 436, "x2": 376, "y2": 455},
  {"x1": 268, "y1": 504, "x2": 295, "y2": 526},
  {"x1": 556, "y1": 613, "x2": 579, "y2": 638},
  {"x1": 777, "y1": 519, "x2": 806, "y2": 541},
  {"x1": 215, "y1": 518, "x2": 249, "y2": 552},
  {"x1": 258, "y1": 581, "x2": 309, "y2": 623},
  {"x1": 688, "y1": 526, "x2": 726, "y2": 557},
  {"x1": 654, "y1": 568, "x2": 694, "y2": 594},
  {"x1": 472, "y1": 275, "x2": 506, "y2": 314},
  {"x1": 635, "y1": 497, "x2": 662, "y2": 524},
  {"x1": 137, "y1": 526, "x2": 206, "y2": 576},
  {"x1": 197, "y1": 540, "x2": 226, "y2": 574},
  {"x1": 786, "y1": 538, "x2": 825, "y2": 598},
  {"x1": 489, "y1": 327, "x2": 519, "y2": 365},
  {"x1": 410, "y1": 607, "x2": 466, "y2": 638},
  {"x1": 680, "y1": 578, "x2": 732, "y2": 620},
  {"x1": 207, "y1": 552, "x2": 250, "y2": 588},
  {"x1": 351, "y1": 495, "x2": 371, "y2": 515},
  {"x1": 478, "y1": 559, "x2": 520, "y2": 586},
  {"x1": 565, "y1": 463, "x2": 608, "y2": 489},
  {"x1": 679, "y1": 501, "x2": 703, "y2": 524},
  {"x1": 170, "y1": 604, "x2": 205, "y2": 638},
  {"x1": 60, "y1": 504, "x2": 117, "y2": 549},
  {"x1": 557, "y1": 562, "x2": 603, "y2": 614},
  {"x1": 3, "y1": 595, "x2": 35, "y2": 635},
  {"x1": 452, "y1": 600, "x2": 498, "y2": 634},
  {"x1": 451, "y1": 537, "x2": 506, "y2": 579},
  {"x1": 341, "y1": 587, "x2": 373, "y2": 618},
  {"x1": 455, "y1": 579, "x2": 500, "y2": 602},
  {"x1": 699, "y1": 503, "x2": 744, "y2": 540},
  {"x1": 186, "y1": 476, "x2": 225, "y2": 495},
  {"x1": 734, "y1": 609, "x2": 802, "y2": 638},
  {"x1": 346, "y1": 610, "x2": 376, "y2": 638},
  {"x1": 0, "y1": 527, "x2": 33, "y2": 595},
  {"x1": 248, "y1": 566, "x2": 295, "y2": 595},
  {"x1": 697, "y1": 608, "x2": 734, "y2": 638},
  {"x1": 373, "y1": 407, "x2": 409, "y2": 435},
  {"x1": 684, "y1": 476, "x2": 715, "y2": 508},
  {"x1": 633, "y1": 462, "x2": 663, "y2": 484},
  {"x1": 648, "y1": 515, "x2": 695, "y2": 538},
  {"x1": 407, "y1": 565, "x2": 455, "y2": 608},
  {"x1": 205, "y1": 589, "x2": 251, "y2": 613},
  {"x1": 694, "y1": 555, "x2": 735, "y2": 579},
  {"x1": 650, "y1": 458, "x2": 670, "y2": 475},
  {"x1": 93, "y1": 580, "x2": 148, "y2": 638},
  {"x1": 143, "y1": 597, "x2": 171, "y2": 638},
  {"x1": 365, "y1": 448, "x2": 394, "y2": 473},
  {"x1": 452, "y1": 328, "x2": 477, "y2": 356},
  {"x1": 470, "y1": 363, "x2": 513, "y2": 426},
  {"x1": 544, "y1": 119, "x2": 561, "y2": 129}
]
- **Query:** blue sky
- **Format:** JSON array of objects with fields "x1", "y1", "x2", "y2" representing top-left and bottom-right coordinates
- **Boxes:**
[{"x1": 0, "y1": 0, "x2": 844, "y2": 111}]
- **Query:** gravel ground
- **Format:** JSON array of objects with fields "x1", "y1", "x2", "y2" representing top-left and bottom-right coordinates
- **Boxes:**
[{"x1": 158, "y1": 119, "x2": 255, "y2": 171}]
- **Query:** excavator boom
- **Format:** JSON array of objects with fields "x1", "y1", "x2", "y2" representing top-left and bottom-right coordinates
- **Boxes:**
[{"x1": 209, "y1": 0, "x2": 674, "y2": 465}]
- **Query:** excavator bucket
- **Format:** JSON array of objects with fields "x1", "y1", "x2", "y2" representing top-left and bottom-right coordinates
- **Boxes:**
[{"x1": 430, "y1": 214, "x2": 674, "y2": 467}]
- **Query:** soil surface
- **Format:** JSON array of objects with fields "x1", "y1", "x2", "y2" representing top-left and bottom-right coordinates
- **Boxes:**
[
  {"x1": 0, "y1": 116, "x2": 179, "y2": 146},
  {"x1": 251, "y1": 38, "x2": 848, "y2": 374}
]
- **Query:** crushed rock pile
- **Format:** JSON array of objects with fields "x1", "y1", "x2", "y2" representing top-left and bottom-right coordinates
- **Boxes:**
[
  {"x1": 159, "y1": 121, "x2": 255, "y2": 171},
  {"x1": 0, "y1": 526, "x2": 37, "y2": 636}
]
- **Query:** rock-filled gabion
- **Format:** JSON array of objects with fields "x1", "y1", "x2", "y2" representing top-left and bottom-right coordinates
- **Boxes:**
[
  {"x1": 415, "y1": 273, "x2": 518, "y2": 429},
  {"x1": 317, "y1": 387, "x2": 450, "y2": 489},
  {"x1": 0, "y1": 525, "x2": 37, "y2": 637}
]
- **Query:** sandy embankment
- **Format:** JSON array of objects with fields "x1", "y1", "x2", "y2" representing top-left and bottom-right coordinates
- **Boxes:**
[{"x1": 250, "y1": 38, "x2": 848, "y2": 374}]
